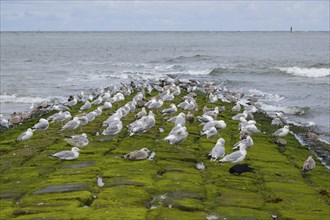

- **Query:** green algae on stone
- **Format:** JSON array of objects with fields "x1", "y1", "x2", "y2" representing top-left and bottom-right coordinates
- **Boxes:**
[{"x1": 1, "y1": 86, "x2": 329, "y2": 220}]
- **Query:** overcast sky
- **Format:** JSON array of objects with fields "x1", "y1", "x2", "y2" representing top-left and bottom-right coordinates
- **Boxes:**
[{"x1": 1, "y1": 1, "x2": 329, "y2": 31}]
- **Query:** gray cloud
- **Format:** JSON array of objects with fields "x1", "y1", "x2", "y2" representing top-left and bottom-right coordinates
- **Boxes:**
[{"x1": 1, "y1": 1, "x2": 329, "y2": 31}]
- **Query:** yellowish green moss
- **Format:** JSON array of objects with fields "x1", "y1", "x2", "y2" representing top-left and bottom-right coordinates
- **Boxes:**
[{"x1": 0, "y1": 90, "x2": 329, "y2": 220}]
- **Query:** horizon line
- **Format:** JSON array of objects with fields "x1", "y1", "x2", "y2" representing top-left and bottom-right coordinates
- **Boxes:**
[{"x1": 1, "y1": 30, "x2": 329, "y2": 32}]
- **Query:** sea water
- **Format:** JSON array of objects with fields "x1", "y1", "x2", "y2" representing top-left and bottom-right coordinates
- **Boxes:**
[{"x1": 1, "y1": 31, "x2": 329, "y2": 143}]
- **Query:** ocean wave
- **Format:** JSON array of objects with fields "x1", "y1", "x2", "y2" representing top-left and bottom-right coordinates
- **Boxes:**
[
  {"x1": 0, "y1": 94, "x2": 49, "y2": 104},
  {"x1": 208, "y1": 67, "x2": 228, "y2": 76},
  {"x1": 186, "y1": 69, "x2": 213, "y2": 75},
  {"x1": 276, "y1": 67, "x2": 329, "y2": 78},
  {"x1": 248, "y1": 89, "x2": 285, "y2": 102},
  {"x1": 260, "y1": 103, "x2": 310, "y2": 116},
  {"x1": 309, "y1": 63, "x2": 330, "y2": 68},
  {"x1": 164, "y1": 54, "x2": 214, "y2": 63}
]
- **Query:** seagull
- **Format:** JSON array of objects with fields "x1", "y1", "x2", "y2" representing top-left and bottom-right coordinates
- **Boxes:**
[
  {"x1": 232, "y1": 102, "x2": 241, "y2": 112},
  {"x1": 207, "y1": 138, "x2": 225, "y2": 161},
  {"x1": 77, "y1": 114, "x2": 89, "y2": 126},
  {"x1": 232, "y1": 111, "x2": 248, "y2": 120},
  {"x1": 162, "y1": 90, "x2": 174, "y2": 101},
  {"x1": 102, "y1": 101, "x2": 112, "y2": 110},
  {"x1": 302, "y1": 156, "x2": 316, "y2": 172},
  {"x1": 129, "y1": 120, "x2": 147, "y2": 136},
  {"x1": 197, "y1": 114, "x2": 214, "y2": 124},
  {"x1": 162, "y1": 104, "x2": 177, "y2": 115},
  {"x1": 209, "y1": 93, "x2": 218, "y2": 103},
  {"x1": 102, "y1": 119, "x2": 122, "y2": 136},
  {"x1": 0, "y1": 114, "x2": 10, "y2": 129},
  {"x1": 86, "y1": 112, "x2": 97, "y2": 123},
  {"x1": 61, "y1": 117, "x2": 80, "y2": 131},
  {"x1": 241, "y1": 124, "x2": 261, "y2": 135},
  {"x1": 92, "y1": 107, "x2": 103, "y2": 117},
  {"x1": 16, "y1": 128, "x2": 33, "y2": 146},
  {"x1": 202, "y1": 120, "x2": 226, "y2": 132},
  {"x1": 272, "y1": 125, "x2": 290, "y2": 137},
  {"x1": 174, "y1": 112, "x2": 186, "y2": 126},
  {"x1": 135, "y1": 107, "x2": 147, "y2": 119},
  {"x1": 145, "y1": 111, "x2": 156, "y2": 129},
  {"x1": 168, "y1": 124, "x2": 184, "y2": 136},
  {"x1": 80, "y1": 101, "x2": 91, "y2": 112},
  {"x1": 203, "y1": 106, "x2": 219, "y2": 117},
  {"x1": 201, "y1": 126, "x2": 218, "y2": 139},
  {"x1": 184, "y1": 100, "x2": 198, "y2": 111},
  {"x1": 64, "y1": 133, "x2": 89, "y2": 147},
  {"x1": 91, "y1": 96, "x2": 103, "y2": 105},
  {"x1": 53, "y1": 104, "x2": 70, "y2": 111},
  {"x1": 271, "y1": 117, "x2": 283, "y2": 127},
  {"x1": 178, "y1": 99, "x2": 189, "y2": 109},
  {"x1": 32, "y1": 118, "x2": 49, "y2": 131},
  {"x1": 151, "y1": 98, "x2": 164, "y2": 110},
  {"x1": 186, "y1": 111, "x2": 194, "y2": 124},
  {"x1": 233, "y1": 136, "x2": 253, "y2": 150},
  {"x1": 219, "y1": 145, "x2": 247, "y2": 164},
  {"x1": 49, "y1": 111, "x2": 72, "y2": 123},
  {"x1": 124, "y1": 148, "x2": 150, "y2": 160},
  {"x1": 164, "y1": 126, "x2": 188, "y2": 145},
  {"x1": 65, "y1": 96, "x2": 78, "y2": 107},
  {"x1": 49, "y1": 147, "x2": 80, "y2": 160}
]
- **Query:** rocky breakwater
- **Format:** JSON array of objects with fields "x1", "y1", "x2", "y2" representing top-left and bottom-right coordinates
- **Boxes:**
[{"x1": 0, "y1": 77, "x2": 329, "y2": 220}]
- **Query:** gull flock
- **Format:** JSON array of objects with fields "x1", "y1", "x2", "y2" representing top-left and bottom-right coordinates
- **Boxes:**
[{"x1": 10, "y1": 76, "x2": 316, "y2": 172}]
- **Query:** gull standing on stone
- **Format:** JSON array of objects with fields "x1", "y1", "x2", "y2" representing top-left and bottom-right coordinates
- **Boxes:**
[
  {"x1": 201, "y1": 126, "x2": 218, "y2": 139},
  {"x1": 64, "y1": 133, "x2": 89, "y2": 147},
  {"x1": 186, "y1": 112, "x2": 194, "y2": 124},
  {"x1": 80, "y1": 100, "x2": 91, "y2": 112},
  {"x1": 32, "y1": 118, "x2": 49, "y2": 131},
  {"x1": 232, "y1": 110, "x2": 248, "y2": 120},
  {"x1": 162, "y1": 104, "x2": 177, "y2": 116},
  {"x1": 303, "y1": 156, "x2": 316, "y2": 172},
  {"x1": 272, "y1": 125, "x2": 290, "y2": 137},
  {"x1": 16, "y1": 128, "x2": 33, "y2": 146},
  {"x1": 61, "y1": 117, "x2": 80, "y2": 131},
  {"x1": 91, "y1": 96, "x2": 103, "y2": 105},
  {"x1": 202, "y1": 120, "x2": 226, "y2": 132},
  {"x1": 49, "y1": 111, "x2": 72, "y2": 123},
  {"x1": 102, "y1": 118, "x2": 123, "y2": 136},
  {"x1": 0, "y1": 114, "x2": 10, "y2": 129},
  {"x1": 207, "y1": 138, "x2": 225, "y2": 161},
  {"x1": 102, "y1": 101, "x2": 112, "y2": 110},
  {"x1": 219, "y1": 145, "x2": 247, "y2": 164},
  {"x1": 162, "y1": 90, "x2": 175, "y2": 101},
  {"x1": 164, "y1": 126, "x2": 188, "y2": 145},
  {"x1": 135, "y1": 107, "x2": 147, "y2": 119},
  {"x1": 124, "y1": 148, "x2": 150, "y2": 160},
  {"x1": 232, "y1": 102, "x2": 241, "y2": 112},
  {"x1": 50, "y1": 147, "x2": 80, "y2": 160},
  {"x1": 173, "y1": 112, "x2": 185, "y2": 126},
  {"x1": 233, "y1": 136, "x2": 253, "y2": 150},
  {"x1": 148, "y1": 98, "x2": 163, "y2": 111},
  {"x1": 178, "y1": 99, "x2": 189, "y2": 109}
]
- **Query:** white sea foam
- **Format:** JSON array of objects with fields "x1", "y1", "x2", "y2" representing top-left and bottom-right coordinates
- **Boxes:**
[
  {"x1": 261, "y1": 103, "x2": 308, "y2": 115},
  {"x1": 277, "y1": 67, "x2": 330, "y2": 78},
  {"x1": 248, "y1": 89, "x2": 285, "y2": 102},
  {"x1": 0, "y1": 94, "x2": 48, "y2": 104},
  {"x1": 186, "y1": 69, "x2": 213, "y2": 75}
]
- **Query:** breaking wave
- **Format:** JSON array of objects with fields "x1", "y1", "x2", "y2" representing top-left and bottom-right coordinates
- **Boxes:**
[
  {"x1": 248, "y1": 89, "x2": 285, "y2": 102},
  {"x1": 260, "y1": 103, "x2": 310, "y2": 116},
  {"x1": 277, "y1": 67, "x2": 329, "y2": 78},
  {"x1": 0, "y1": 94, "x2": 49, "y2": 104}
]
